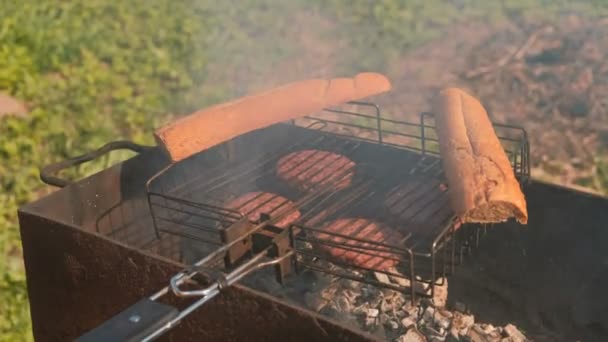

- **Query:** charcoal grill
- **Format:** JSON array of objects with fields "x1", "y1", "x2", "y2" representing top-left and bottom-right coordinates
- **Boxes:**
[{"x1": 25, "y1": 99, "x2": 530, "y2": 341}]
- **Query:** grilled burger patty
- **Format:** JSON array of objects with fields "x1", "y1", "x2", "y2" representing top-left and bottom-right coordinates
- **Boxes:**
[
  {"x1": 314, "y1": 218, "x2": 404, "y2": 270},
  {"x1": 225, "y1": 191, "x2": 301, "y2": 228},
  {"x1": 276, "y1": 149, "x2": 355, "y2": 192}
]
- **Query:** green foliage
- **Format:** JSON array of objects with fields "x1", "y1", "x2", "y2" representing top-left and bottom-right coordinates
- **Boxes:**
[
  {"x1": 0, "y1": 1, "x2": 211, "y2": 340},
  {"x1": 3, "y1": 0, "x2": 608, "y2": 340}
]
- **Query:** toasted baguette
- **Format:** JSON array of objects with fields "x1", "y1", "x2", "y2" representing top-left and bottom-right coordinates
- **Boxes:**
[
  {"x1": 155, "y1": 73, "x2": 391, "y2": 162},
  {"x1": 432, "y1": 87, "x2": 528, "y2": 224}
]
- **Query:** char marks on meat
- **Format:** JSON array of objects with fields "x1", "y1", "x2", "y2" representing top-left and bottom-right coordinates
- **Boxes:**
[
  {"x1": 276, "y1": 149, "x2": 355, "y2": 192},
  {"x1": 225, "y1": 191, "x2": 301, "y2": 228},
  {"x1": 314, "y1": 218, "x2": 404, "y2": 271}
]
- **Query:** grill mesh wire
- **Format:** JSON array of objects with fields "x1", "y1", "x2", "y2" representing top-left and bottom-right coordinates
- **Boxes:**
[{"x1": 97, "y1": 102, "x2": 529, "y2": 299}]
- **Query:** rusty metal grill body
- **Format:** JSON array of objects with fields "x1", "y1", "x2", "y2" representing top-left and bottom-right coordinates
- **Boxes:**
[{"x1": 20, "y1": 96, "x2": 608, "y2": 341}]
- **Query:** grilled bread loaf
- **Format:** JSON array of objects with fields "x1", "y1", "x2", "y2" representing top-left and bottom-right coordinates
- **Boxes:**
[
  {"x1": 155, "y1": 73, "x2": 392, "y2": 162},
  {"x1": 432, "y1": 87, "x2": 528, "y2": 224}
]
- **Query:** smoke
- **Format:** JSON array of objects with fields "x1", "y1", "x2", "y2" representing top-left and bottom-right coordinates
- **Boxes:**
[
  {"x1": 182, "y1": 1, "x2": 500, "y2": 120},
  {"x1": 180, "y1": 1, "x2": 332, "y2": 108}
]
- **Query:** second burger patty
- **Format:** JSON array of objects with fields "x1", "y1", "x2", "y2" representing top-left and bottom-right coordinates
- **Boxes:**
[
  {"x1": 275, "y1": 149, "x2": 356, "y2": 193},
  {"x1": 224, "y1": 191, "x2": 301, "y2": 229},
  {"x1": 313, "y1": 217, "x2": 404, "y2": 271}
]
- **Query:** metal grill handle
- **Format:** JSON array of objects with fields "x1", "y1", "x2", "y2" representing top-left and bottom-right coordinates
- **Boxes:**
[
  {"x1": 74, "y1": 245, "x2": 293, "y2": 342},
  {"x1": 40, "y1": 140, "x2": 154, "y2": 188}
]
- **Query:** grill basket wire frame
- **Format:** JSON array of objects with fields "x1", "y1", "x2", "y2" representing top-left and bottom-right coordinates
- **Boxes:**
[
  {"x1": 83, "y1": 101, "x2": 529, "y2": 341},
  {"x1": 143, "y1": 101, "x2": 529, "y2": 291}
]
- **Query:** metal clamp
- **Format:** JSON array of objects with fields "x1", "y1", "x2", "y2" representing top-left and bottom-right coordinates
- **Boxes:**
[{"x1": 40, "y1": 140, "x2": 154, "y2": 188}]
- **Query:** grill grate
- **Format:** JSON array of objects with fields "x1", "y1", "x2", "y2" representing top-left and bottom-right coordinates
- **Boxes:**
[{"x1": 143, "y1": 102, "x2": 530, "y2": 301}]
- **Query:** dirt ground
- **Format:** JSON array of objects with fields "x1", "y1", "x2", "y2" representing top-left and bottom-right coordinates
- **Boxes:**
[{"x1": 381, "y1": 14, "x2": 608, "y2": 193}]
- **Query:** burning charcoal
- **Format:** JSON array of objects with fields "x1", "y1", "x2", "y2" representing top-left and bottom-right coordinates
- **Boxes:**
[
  {"x1": 396, "y1": 310, "x2": 407, "y2": 319},
  {"x1": 421, "y1": 325, "x2": 444, "y2": 339},
  {"x1": 454, "y1": 301, "x2": 467, "y2": 313},
  {"x1": 320, "y1": 284, "x2": 338, "y2": 301},
  {"x1": 353, "y1": 302, "x2": 370, "y2": 316},
  {"x1": 487, "y1": 331, "x2": 502, "y2": 341},
  {"x1": 379, "y1": 313, "x2": 391, "y2": 325},
  {"x1": 434, "y1": 311, "x2": 452, "y2": 331},
  {"x1": 460, "y1": 314, "x2": 475, "y2": 328},
  {"x1": 340, "y1": 289, "x2": 359, "y2": 307},
  {"x1": 468, "y1": 325, "x2": 503, "y2": 342},
  {"x1": 447, "y1": 331, "x2": 461, "y2": 342},
  {"x1": 381, "y1": 298, "x2": 394, "y2": 312},
  {"x1": 451, "y1": 312, "x2": 475, "y2": 336},
  {"x1": 368, "y1": 308, "x2": 380, "y2": 318},
  {"x1": 398, "y1": 328, "x2": 426, "y2": 342},
  {"x1": 336, "y1": 295, "x2": 352, "y2": 313},
  {"x1": 391, "y1": 292, "x2": 406, "y2": 308},
  {"x1": 365, "y1": 316, "x2": 376, "y2": 329},
  {"x1": 360, "y1": 284, "x2": 381, "y2": 299},
  {"x1": 402, "y1": 303, "x2": 420, "y2": 319},
  {"x1": 402, "y1": 316, "x2": 417, "y2": 329},
  {"x1": 365, "y1": 315, "x2": 377, "y2": 329},
  {"x1": 422, "y1": 306, "x2": 436, "y2": 323},
  {"x1": 420, "y1": 297, "x2": 433, "y2": 309},
  {"x1": 433, "y1": 278, "x2": 448, "y2": 308},
  {"x1": 480, "y1": 324, "x2": 495, "y2": 334},
  {"x1": 503, "y1": 324, "x2": 527, "y2": 342},
  {"x1": 471, "y1": 325, "x2": 486, "y2": 335},
  {"x1": 429, "y1": 337, "x2": 446, "y2": 342},
  {"x1": 364, "y1": 309, "x2": 380, "y2": 330},
  {"x1": 388, "y1": 320, "x2": 400, "y2": 330},
  {"x1": 381, "y1": 288, "x2": 400, "y2": 299},
  {"x1": 402, "y1": 300, "x2": 417, "y2": 311},
  {"x1": 341, "y1": 288, "x2": 358, "y2": 303},
  {"x1": 375, "y1": 271, "x2": 392, "y2": 284},
  {"x1": 341, "y1": 278, "x2": 362, "y2": 291},
  {"x1": 372, "y1": 325, "x2": 387, "y2": 339},
  {"x1": 369, "y1": 296, "x2": 384, "y2": 309},
  {"x1": 438, "y1": 309, "x2": 453, "y2": 319},
  {"x1": 467, "y1": 328, "x2": 492, "y2": 342}
]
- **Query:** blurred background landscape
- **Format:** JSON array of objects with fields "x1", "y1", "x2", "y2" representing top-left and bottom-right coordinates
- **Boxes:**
[{"x1": 2, "y1": 1, "x2": 608, "y2": 340}]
